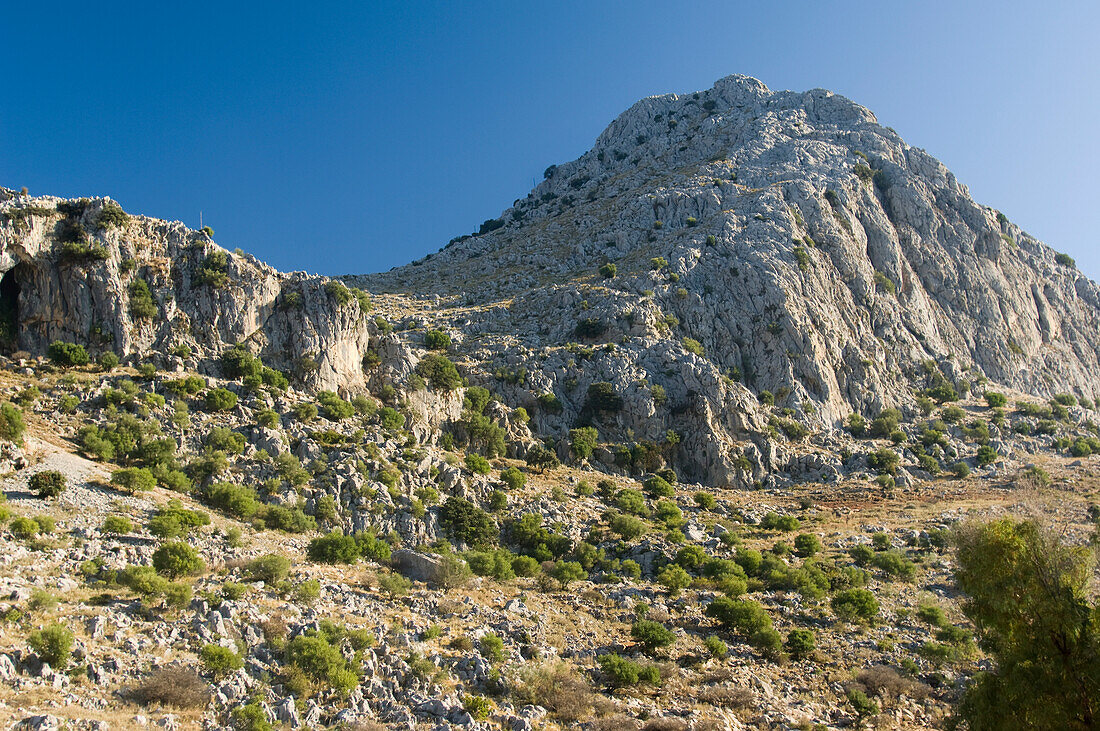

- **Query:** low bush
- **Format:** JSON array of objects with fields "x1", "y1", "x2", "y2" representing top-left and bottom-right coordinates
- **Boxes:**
[
  {"x1": 130, "y1": 666, "x2": 211, "y2": 708},
  {"x1": 152, "y1": 541, "x2": 204, "y2": 579},
  {"x1": 28, "y1": 623, "x2": 73, "y2": 667},
  {"x1": 29, "y1": 470, "x2": 66, "y2": 498},
  {"x1": 199, "y1": 644, "x2": 243, "y2": 679}
]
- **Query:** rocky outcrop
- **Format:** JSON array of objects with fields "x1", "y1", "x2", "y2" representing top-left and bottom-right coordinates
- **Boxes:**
[{"x1": 0, "y1": 192, "x2": 379, "y2": 394}]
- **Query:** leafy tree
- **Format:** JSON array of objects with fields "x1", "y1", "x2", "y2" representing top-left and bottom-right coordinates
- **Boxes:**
[
  {"x1": 525, "y1": 445, "x2": 559, "y2": 472},
  {"x1": 954, "y1": 518, "x2": 1100, "y2": 729},
  {"x1": 547, "y1": 560, "x2": 587, "y2": 588},
  {"x1": 112, "y1": 467, "x2": 156, "y2": 494}
]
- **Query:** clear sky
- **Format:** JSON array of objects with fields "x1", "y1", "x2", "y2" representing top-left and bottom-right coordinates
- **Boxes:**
[{"x1": 2, "y1": 1, "x2": 1096, "y2": 278}]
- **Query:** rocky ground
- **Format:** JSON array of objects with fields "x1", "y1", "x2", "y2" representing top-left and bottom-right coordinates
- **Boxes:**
[{"x1": 0, "y1": 354, "x2": 1096, "y2": 731}]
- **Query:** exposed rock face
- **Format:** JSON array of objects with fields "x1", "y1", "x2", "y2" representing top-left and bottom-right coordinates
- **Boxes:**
[
  {"x1": 0, "y1": 192, "x2": 378, "y2": 393},
  {"x1": 3, "y1": 74, "x2": 1099, "y2": 485}
]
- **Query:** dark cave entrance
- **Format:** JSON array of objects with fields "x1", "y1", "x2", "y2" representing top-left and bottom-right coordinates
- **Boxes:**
[{"x1": 0, "y1": 268, "x2": 20, "y2": 353}]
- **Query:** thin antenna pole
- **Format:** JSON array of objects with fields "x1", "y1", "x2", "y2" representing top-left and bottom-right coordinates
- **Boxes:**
[{"x1": 200, "y1": 211, "x2": 203, "y2": 230}]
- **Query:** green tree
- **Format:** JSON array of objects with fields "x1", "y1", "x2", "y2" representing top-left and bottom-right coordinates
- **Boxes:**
[{"x1": 954, "y1": 518, "x2": 1100, "y2": 729}]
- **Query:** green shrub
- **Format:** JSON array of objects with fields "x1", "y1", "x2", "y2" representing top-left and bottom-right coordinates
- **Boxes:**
[
  {"x1": 547, "y1": 560, "x2": 587, "y2": 588},
  {"x1": 29, "y1": 470, "x2": 66, "y2": 498},
  {"x1": 1054, "y1": 252, "x2": 1076, "y2": 267},
  {"x1": 693, "y1": 491, "x2": 717, "y2": 510},
  {"x1": 465, "y1": 453, "x2": 492, "y2": 474},
  {"x1": 952, "y1": 461, "x2": 971, "y2": 479},
  {"x1": 871, "y1": 550, "x2": 917, "y2": 581},
  {"x1": 247, "y1": 554, "x2": 290, "y2": 584},
  {"x1": 794, "y1": 533, "x2": 821, "y2": 558},
  {"x1": 984, "y1": 391, "x2": 1007, "y2": 408},
  {"x1": 424, "y1": 329, "x2": 451, "y2": 350},
  {"x1": 643, "y1": 475, "x2": 674, "y2": 498},
  {"x1": 202, "y1": 482, "x2": 260, "y2": 519},
  {"x1": 317, "y1": 391, "x2": 354, "y2": 420},
  {"x1": 129, "y1": 279, "x2": 158, "y2": 320},
  {"x1": 439, "y1": 497, "x2": 496, "y2": 547},
  {"x1": 706, "y1": 597, "x2": 772, "y2": 635},
  {"x1": 0, "y1": 403, "x2": 25, "y2": 443},
  {"x1": 599, "y1": 262, "x2": 617, "y2": 278},
  {"x1": 785, "y1": 628, "x2": 815, "y2": 659},
  {"x1": 416, "y1": 354, "x2": 461, "y2": 391},
  {"x1": 832, "y1": 588, "x2": 879, "y2": 622},
  {"x1": 500, "y1": 466, "x2": 526, "y2": 490},
  {"x1": 204, "y1": 388, "x2": 238, "y2": 412},
  {"x1": 585, "y1": 382, "x2": 622, "y2": 414},
  {"x1": 597, "y1": 653, "x2": 660, "y2": 688},
  {"x1": 28, "y1": 623, "x2": 73, "y2": 668},
  {"x1": 285, "y1": 634, "x2": 357, "y2": 693},
  {"x1": 308, "y1": 532, "x2": 361, "y2": 564},
  {"x1": 609, "y1": 513, "x2": 646, "y2": 540},
  {"x1": 48, "y1": 341, "x2": 90, "y2": 367},
  {"x1": 200, "y1": 644, "x2": 243, "y2": 679},
  {"x1": 231, "y1": 702, "x2": 271, "y2": 731},
  {"x1": 195, "y1": 251, "x2": 229, "y2": 288},
  {"x1": 95, "y1": 201, "x2": 129, "y2": 229},
  {"x1": 377, "y1": 572, "x2": 411, "y2": 597},
  {"x1": 657, "y1": 564, "x2": 692, "y2": 595},
  {"x1": 10, "y1": 516, "x2": 39, "y2": 539},
  {"x1": 152, "y1": 541, "x2": 204, "y2": 579},
  {"x1": 631, "y1": 620, "x2": 675, "y2": 654},
  {"x1": 703, "y1": 635, "x2": 727, "y2": 658},
  {"x1": 101, "y1": 515, "x2": 134, "y2": 534}
]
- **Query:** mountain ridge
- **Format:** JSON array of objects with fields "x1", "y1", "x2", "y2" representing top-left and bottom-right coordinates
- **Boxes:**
[{"x1": 2, "y1": 73, "x2": 1098, "y2": 486}]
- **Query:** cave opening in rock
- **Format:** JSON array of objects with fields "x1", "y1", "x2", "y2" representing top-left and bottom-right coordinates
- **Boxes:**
[{"x1": 0, "y1": 268, "x2": 20, "y2": 352}]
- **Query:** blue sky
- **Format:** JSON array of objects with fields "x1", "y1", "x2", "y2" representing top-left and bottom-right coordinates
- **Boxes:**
[{"x1": 2, "y1": 1, "x2": 1096, "y2": 278}]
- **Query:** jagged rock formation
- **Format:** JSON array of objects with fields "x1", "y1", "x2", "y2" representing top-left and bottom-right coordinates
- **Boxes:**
[{"x1": 3, "y1": 74, "x2": 1099, "y2": 485}]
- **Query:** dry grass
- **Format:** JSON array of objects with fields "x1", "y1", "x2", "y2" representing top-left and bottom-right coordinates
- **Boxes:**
[
  {"x1": 512, "y1": 660, "x2": 614, "y2": 722},
  {"x1": 698, "y1": 685, "x2": 754, "y2": 709},
  {"x1": 852, "y1": 665, "x2": 929, "y2": 700}
]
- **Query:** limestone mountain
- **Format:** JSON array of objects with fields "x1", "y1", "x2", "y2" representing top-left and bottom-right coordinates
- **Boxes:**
[{"x1": 2, "y1": 74, "x2": 1097, "y2": 486}]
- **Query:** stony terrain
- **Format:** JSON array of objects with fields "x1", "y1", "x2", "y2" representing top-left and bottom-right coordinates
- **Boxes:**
[{"x1": 0, "y1": 74, "x2": 1097, "y2": 730}]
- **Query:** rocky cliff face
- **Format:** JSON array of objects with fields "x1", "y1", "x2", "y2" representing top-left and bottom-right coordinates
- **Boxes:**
[
  {"x1": 3, "y1": 75, "x2": 1099, "y2": 486},
  {"x1": 0, "y1": 192, "x2": 388, "y2": 393}
]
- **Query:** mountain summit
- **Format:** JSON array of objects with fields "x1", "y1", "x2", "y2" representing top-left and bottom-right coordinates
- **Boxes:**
[{"x1": 2, "y1": 74, "x2": 1098, "y2": 485}]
